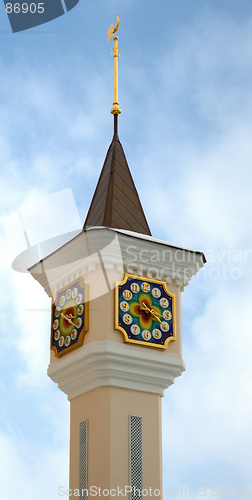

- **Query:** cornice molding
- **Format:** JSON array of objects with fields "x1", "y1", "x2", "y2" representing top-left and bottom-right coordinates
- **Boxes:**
[
  {"x1": 47, "y1": 341, "x2": 186, "y2": 400},
  {"x1": 29, "y1": 228, "x2": 205, "y2": 297}
]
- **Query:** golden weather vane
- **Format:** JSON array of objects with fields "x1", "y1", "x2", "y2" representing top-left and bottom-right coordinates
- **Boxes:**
[{"x1": 108, "y1": 16, "x2": 121, "y2": 115}]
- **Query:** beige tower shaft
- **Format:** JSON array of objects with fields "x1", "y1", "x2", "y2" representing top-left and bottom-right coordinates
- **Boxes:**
[{"x1": 69, "y1": 387, "x2": 162, "y2": 496}]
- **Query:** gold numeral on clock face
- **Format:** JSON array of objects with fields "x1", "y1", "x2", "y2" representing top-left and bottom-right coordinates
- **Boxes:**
[
  {"x1": 161, "y1": 322, "x2": 169, "y2": 332},
  {"x1": 59, "y1": 296, "x2": 65, "y2": 307},
  {"x1": 131, "y1": 324, "x2": 140, "y2": 335},
  {"x1": 55, "y1": 307, "x2": 61, "y2": 318},
  {"x1": 71, "y1": 329, "x2": 77, "y2": 340},
  {"x1": 54, "y1": 330, "x2": 60, "y2": 341},
  {"x1": 130, "y1": 282, "x2": 139, "y2": 293},
  {"x1": 142, "y1": 330, "x2": 151, "y2": 340},
  {"x1": 141, "y1": 282, "x2": 150, "y2": 292},
  {"x1": 160, "y1": 298, "x2": 168, "y2": 308},
  {"x1": 76, "y1": 294, "x2": 83, "y2": 305},
  {"x1": 123, "y1": 314, "x2": 132, "y2": 324},
  {"x1": 153, "y1": 329, "x2": 162, "y2": 339},
  {"x1": 59, "y1": 336, "x2": 65, "y2": 347},
  {"x1": 152, "y1": 287, "x2": 161, "y2": 298},
  {"x1": 65, "y1": 336, "x2": 71, "y2": 347},
  {"x1": 120, "y1": 301, "x2": 129, "y2": 312},
  {"x1": 163, "y1": 310, "x2": 171, "y2": 320},
  {"x1": 53, "y1": 320, "x2": 59, "y2": 330},
  {"x1": 76, "y1": 318, "x2": 82, "y2": 328},
  {"x1": 78, "y1": 304, "x2": 84, "y2": 315},
  {"x1": 123, "y1": 289, "x2": 132, "y2": 300}
]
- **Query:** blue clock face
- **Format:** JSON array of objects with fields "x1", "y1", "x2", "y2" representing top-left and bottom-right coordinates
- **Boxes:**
[
  {"x1": 115, "y1": 274, "x2": 176, "y2": 349},
  {"x1": 51, "y1": 279, "x2": 88, "y2": 357}
]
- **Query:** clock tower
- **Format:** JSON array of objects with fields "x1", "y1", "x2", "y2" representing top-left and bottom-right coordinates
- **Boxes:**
[{"x1": 29, "y1": 18, "x2": 206, "y2": 500}]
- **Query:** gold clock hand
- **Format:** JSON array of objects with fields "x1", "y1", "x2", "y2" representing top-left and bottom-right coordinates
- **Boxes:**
[
  {"x1": 150, "y1": 309, "x2": 163, "y2": 325},
  {"x1": 140, "y1": 302, "x2": 150, "y2": 312},
  {"x1": 61, "y1": 312, "x2": 76, "y2": 327},
  {"x1": 150, "y1": 308, "x2": 163, "y2": 318},
  {"x1": 140, "y1": 302, "x2": 164, "y2": 325},
  {"x1": 66, "y1": 313, "x2": 75, "y2": 320},
  {"x1": 61, "y1": 312, "x2": 70, "y2": 323},
  {"x1": 65, "y1": 314, "x2": 76, "y2": 326}
]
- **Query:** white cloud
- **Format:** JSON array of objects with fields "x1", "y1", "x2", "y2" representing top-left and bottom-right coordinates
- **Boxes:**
[
  {"x1": 163, "y1": 283, "x2": 252, "y2": 490},
  {"x1": 0, "y1": 431, "x2": 69, "y2": 500}
]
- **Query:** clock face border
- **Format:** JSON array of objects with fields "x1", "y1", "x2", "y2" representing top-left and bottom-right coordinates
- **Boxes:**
[
  {"x1": 114, "y1": 273, "x2": 176, "y2": 350},
  {"x1": 51, "y1": 277, "x2": 89, "y2": 358}
]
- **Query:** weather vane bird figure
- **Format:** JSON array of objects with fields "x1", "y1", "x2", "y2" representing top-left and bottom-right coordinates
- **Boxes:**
[
  {"x1": 107, "y1": 15, "x2": 120, "y2": 42},
  {"x1": 108, "y1": 16, "x2": 121, "y2": 115}
]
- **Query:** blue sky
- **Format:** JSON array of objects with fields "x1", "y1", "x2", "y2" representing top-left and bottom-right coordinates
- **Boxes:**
[{"x1": 0, "y1": 1, "x2": 252, "y2": 499}]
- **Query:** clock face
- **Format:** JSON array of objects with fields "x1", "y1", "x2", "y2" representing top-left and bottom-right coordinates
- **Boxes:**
[
  {"x1": 51, "y1": 278, "x2": 88, "y2": 357},
  {"x1": 115, "y1": 274, "x2": 176, "y2": 349}
]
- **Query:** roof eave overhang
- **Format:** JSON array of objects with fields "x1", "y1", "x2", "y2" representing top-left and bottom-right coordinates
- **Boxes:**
[{"x1": 29, "y1": 226, "x2": 206, "y2": 297}]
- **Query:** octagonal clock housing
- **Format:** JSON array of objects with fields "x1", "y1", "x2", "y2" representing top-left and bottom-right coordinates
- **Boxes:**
[
  {"x1": 115, "y1": 273, "x2": 176, "y2": 349},
  {"x1": 51, "y1": 278, "x2": 88, "y2": 357}
]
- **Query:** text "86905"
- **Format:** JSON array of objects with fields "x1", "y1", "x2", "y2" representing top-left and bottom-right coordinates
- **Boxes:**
[{"x1": 6, "y1": 3, "x2": 45, "y2": 14}]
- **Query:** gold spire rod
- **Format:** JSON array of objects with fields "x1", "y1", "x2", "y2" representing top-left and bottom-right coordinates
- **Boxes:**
[{"x1": 108, "y1": 16, "x2": 121, "y2": 115}]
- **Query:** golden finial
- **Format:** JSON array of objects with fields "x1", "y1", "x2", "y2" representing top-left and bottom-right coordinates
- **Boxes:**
[{"x1": 108, "y1": 16, "x2": 121, "y2": 115}]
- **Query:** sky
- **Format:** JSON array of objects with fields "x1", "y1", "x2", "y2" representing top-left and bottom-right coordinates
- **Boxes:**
[{"x1": 0, "y1": 0, "x2": 252, "y2": 499}]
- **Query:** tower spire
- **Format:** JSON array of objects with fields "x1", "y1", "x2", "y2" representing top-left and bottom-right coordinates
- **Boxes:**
[
  {"x1": 83, "y1": 18, "x2": 151, "y2": 235},
  {"x1": 108, "y1": 16, "x2": 121, "y2": 117}
]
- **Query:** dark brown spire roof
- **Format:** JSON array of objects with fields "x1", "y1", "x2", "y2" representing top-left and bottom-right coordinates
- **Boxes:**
[{"x1": 83, "y1": 120, "x2": 151, "y2": 236}]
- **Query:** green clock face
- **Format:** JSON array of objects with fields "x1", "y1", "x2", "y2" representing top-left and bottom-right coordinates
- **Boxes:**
[
  {"x1": 115, "y1": 273, "x2": 176, "y2": 349},
  {"x1": 51, "y1": 278, "x2": 88, "y2": 357}
]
